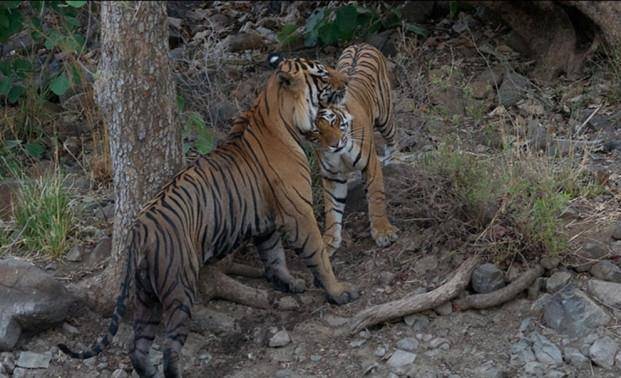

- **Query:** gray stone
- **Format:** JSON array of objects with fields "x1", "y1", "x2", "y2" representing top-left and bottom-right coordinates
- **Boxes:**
[
  {"x1": 403, "y1": 314, "x2": 429, "y2": 332},
  {"x1": 310, "y1": 354, "x2": 321, "y2": 362},
  {"x1": 498, "y1": 72, "x2": 530, "y2": 107},
  {"x1": 474, "y1": 361, "x2": 507, "y2": 378},
  {"x1": 387, "y1": 350, "x2": 417, "y2": 369},
  {"x1": 378, "y1": 271, "x2": 396, "y2": 286},
  {"x1": 62, "y1": 322, "x2": 79, "y2": 335},
  {"x1": 11, "y1": 368, "x2": 28, "y2": 378},
  {"x1": 511, "y1": 339, "x2": 536, "y2": 365},
  {"x1": 64, "y1": 245, "x2": 83, "y2": 262},
  {"x1": 111, "y1": 369, "x2": 129, "y2": 378},
  {"x1": 541, "y1": 256, "x2": 561, "y2": 271},
  {"x1": 0, "y1": 316, "x2": 21, "y2": 352},
  {"x1": 563, "y1": 347, "x2": 589, "y2": 367},
  {"x1": 472, "y1": 263, "x2": 505, "y2": 294},
  {"x1": 84, "y1": 237, "x2": 112, "y2": 268},
  {"x1": 396, "y1": 337, "x2": 419, "y2": 352},
  {"x1": 350, "y1": 339, "x2": 366, "y2": 348},
  {"x1": 273, "y1": 369, "x2": 301, "y2": 378},
  {"x1": 16, "y1": 352, "x2": 51, "y2": 369},
  {"x1": 269, "y1": 330, "x2": 291, "y2": 348},
  {"x1": 575, "y1": 242, "x2": 608, "y2": 272},
  {"x1": 523, "y1": 361, "x2": 545, "y2": 376},
  {"x1": 218, "y1": 32, "x2": 265, "y2": 52},
  {"x1": 529, "y1": 332, "x2": 563, "y2": 366},
  {"x1": 374, "y1": 346, "x2": 386, "y2": 357},
  {"x1": 545, "y1": 272, "x2": 572, "y2": 292},
  {"x1": 0, "y1": 258, "x2": 76, "y2": 350},
  {"x1": 429, "y1": 338, "x2": 449, "y2": 350},
  {"x1": 543, "y1": 286, "x2": 611, "y2": 337},
  {"x1": 589, "y1": 336, "x2": 618, "y2": 369},
  {"x1": 590, "y1": 261, "x2": 621, "y2": 283},
  {"x1": 528, "y1": 277, "x2": 543, "y2": 299},
  {"x1": 615, "y1": 351, "x2": 621, "y2": 368},
  {"x1": 275, "y1": 296, "x2": 299, "y2": 310},
  {"x1": 323, "y1": 314, "x2": 348, "y2": 328},
  {"x1": 434, "y1": 301, "x2": 453, "y2": 315},
  {"x1": 587, "y1": 279, "x2": 621, "y2": 308},
  {"x1": 612, "y1": 222, "x2": 621, "y2": 241}
]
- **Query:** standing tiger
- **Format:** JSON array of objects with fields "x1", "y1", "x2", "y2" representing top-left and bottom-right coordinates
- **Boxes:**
[
  {"x1": 316, "y1": 43, "x2": 400, "y2": 256},
  {"x1": 58, "y1": 58, "x2": 358, "y2": 378}
]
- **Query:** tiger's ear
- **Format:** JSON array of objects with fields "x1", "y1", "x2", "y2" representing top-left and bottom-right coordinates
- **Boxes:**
[{"x1": 277, "y1": 71, "x2": 293, "y2": 87}]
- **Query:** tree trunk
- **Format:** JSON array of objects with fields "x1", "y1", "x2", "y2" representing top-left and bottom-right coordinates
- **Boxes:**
[
  {"x1": 88, "y1": 1, "x2": 182, "y2": 313},
  {"x1": 564, "y1": 1, "x2": 621, "y2": 47}
]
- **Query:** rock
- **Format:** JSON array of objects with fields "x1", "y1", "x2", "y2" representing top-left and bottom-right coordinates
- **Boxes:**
[
  {"x1": 434, "y1": 301, "x2": 453, "y2": 316},
  {"x1": 590, "y1": 261, "x2": 621, "y2": 283},
  {"x1": 511, "y1": 339, "x2": 536, "y2": 365},
  {"x1": 563, "y1": 347, "x2": 589, "y2": 367},
  {"x1": 498, "y1": 72, "x2": 530, "y2": 107},
  {"x1": 587, "y1": 279, "x2": 621, "y2": 308},
  {"x1": 522, "y1": 362, "x2": 545, "y2": 376},
  {"x1": 65, "y1": 245, "x2": 83, "y2": 262},
  {"x1": 350, "y1": 339, "x2": 366, "y2": 348},
  {"x1": 589, "y1": 336, "x2": 618, "y2": 369},
  {"x1": 323, "y1": 314, "x2": 348, "y2": 328},
  {"x1": 387, "y1": 350, "x2": 417, "y2": 369},
  {"x1": 474, "y1": 361, "x2": 507, "y2": 378},
  {"x1": 527, "y1": 120, "x2": 549, "y2": 150},
  {"x1": 374, "y1": 346, "x2": 386, "y2": 357},
  {"x1": 366, "y1": 30, "x2": 397, "y2": 57},
  {"x1": 404, "y1": 314, "x2": 429, "y2": 332},
  {"x1": 191, "y1": 307, "x2": 239, "y2": 336},
  {"x1": 539, "y1": 256, "x2": 561, "y2": 270},
  {"x1": 0, "y1": 258, "x2": 76, "y2": 350},
  {"x1": 378, "y1": 271, "x2": 396, "y2": 286},
  {"x1": 543, "y1": 286, "x2": 611, "y2": 337},
  {"x1": 61, "y1": 322, "x2": 79, "y2": 335},
  {"x1": 471, "y1": 263, "x2": 505, "y2": 294},
  {"x1": 0, "y1": 317, "x2": 21, "y2": 352},
  {"x1": 218, "y1": 32, "x2": 265, "y2": 52},
  {"x1": 528, "y1": 277, "x2": 543, "y2": 300},
  {"x1": 574, "y1": 242, "x2": 608, "y2": 272},
  {"x1": 545, "y1": 271, "x2": 572, "y2": 292},
  {"x1": 612, "y1": 222, "x2": 621, "y2": 241},
  {"x1": 616, "y1": 351, "x2": 621, "y2": 368},
  {"x1": 470, "y1": 80, "x2": 493, "y2": 100},
  {"x1": 429, "y1": 338, "x2": 449, "y2": 350},
  {"x1": 269, "y1": 330, "x2": 291, "y2": 348},
  {"x1": 396, "y1": 337, "x2": 419, "y2": 352},
  {"x1": 529, "y1": 332, "x2": 563, "y2": 366},
  {"x1": 310, "y1": 354, "x2": 321, "y2": 362},
  {"x1": 275, "y1": 296, "x2": 299, "y2": 311},
  {"x1": 84, "y1": 237, "x2": 112, "y2": 268},
  {"x1": 430, "y1": 86, "x2": 465, "y2": 116},
  {"x1": 16, "y1": 352, "x2": 51, "y2": 369},
  {"x1": 111, "y1": 369, "x2": 129, "y2": 378}
]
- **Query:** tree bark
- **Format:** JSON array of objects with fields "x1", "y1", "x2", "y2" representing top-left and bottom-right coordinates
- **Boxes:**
[
  {"x1": 564, "y1": 1, "x2": 621, "y2": 47},
  {"x1": 88, "y1": 1, "x2": 182, "y2": 313}
]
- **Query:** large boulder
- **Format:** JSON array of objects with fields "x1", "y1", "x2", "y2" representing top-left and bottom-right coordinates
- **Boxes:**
[{"x1": 0, "y1": 258, "x2": 76, "y2": 351}]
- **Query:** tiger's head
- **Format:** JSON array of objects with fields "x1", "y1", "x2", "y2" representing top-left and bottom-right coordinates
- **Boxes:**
[
  {"x1": 268, "y1": 54, "x2": 348, "y2": 134},
  {"x1": 306, "y1": 106, "x2": 353, "y2": 153}
]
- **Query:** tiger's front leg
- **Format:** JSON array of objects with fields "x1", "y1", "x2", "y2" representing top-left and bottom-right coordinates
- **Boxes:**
[
  {"x1": 361, "y1": 143, "x2": 399, "y2": 248},
  {"x1": 319, "y1": 157, "x2": 348, "y2": 257},
  {"x1": 284, "y1": 208, "x2": 359, "y2": 305},
  {"x1": 254, "y1": 231, "x2": 306, "y2": 293}
]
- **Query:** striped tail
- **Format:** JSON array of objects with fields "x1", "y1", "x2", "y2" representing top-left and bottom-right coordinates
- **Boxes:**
[{"x1": 58, "y1": 244, "x2": 134, "y2": 359}]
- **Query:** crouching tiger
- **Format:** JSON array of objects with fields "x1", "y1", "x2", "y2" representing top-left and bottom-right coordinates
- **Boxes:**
[{"x1": 58, "y1": 57, "x2": 358, "y2": 378}]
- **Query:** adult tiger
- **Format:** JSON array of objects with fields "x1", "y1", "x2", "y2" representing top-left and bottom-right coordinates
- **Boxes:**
[
  {"x1": 318, "y1": 43, "x2": 399, "y2": 256},
  {"x1": 58, "y1": 58, "x2": 357, "y2": 378}
]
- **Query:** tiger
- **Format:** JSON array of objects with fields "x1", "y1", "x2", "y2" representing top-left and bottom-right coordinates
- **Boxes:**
[
  {"x1": 314, "y1": 43, "x2": 400, "y2": 256},
  {"x1": 58, "y1": 57, "x2": 358, "y2": 378}
]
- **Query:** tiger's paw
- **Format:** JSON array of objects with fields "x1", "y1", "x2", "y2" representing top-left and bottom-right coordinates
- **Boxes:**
[
  {"x1": 326, "y1": 282, "x2": 360, "y2": 305},
  {"x1": 371, "y1": 222, "x2": 399, "y2": 248},
  {"x1": 269, "y1": 274, "x2": 306, "y2": 294}
]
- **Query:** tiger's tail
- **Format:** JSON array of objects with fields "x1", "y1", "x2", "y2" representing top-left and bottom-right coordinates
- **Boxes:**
[{"x1": 58, "y1": 241, "x2": 134, "y2": 359}]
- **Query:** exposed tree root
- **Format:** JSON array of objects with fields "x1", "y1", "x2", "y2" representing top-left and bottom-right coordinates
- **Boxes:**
[
  {"x1": 199, "y1": 254, "x2": 273, "y2": 309},
  {"x1": 454, "y1": 264, "x2": 544, "y2": 311},
  {"x1": 346, "y1": 255, "x2": 480, "y2": 334}
]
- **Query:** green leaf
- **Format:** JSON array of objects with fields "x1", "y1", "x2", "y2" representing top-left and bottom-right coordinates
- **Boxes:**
[
  {"x1": 49, "y1": 73, "x2": 70, "y2": 96},
  {"x1": 318, "y1": 22, "x2": 339, "y2": 46},
  {"x1": 404, "y1": 22, "x2": 428, "y2": 37},
  {"x1": 449, "y1": 1, "x2": 459, "y2": 19},
  {"x1": 0, "y1": 76, "x2": 10, "y2": 95},
  {"x1": 176, "y1": 94, "x2": 185, "y2": 112},
  {"x1": 0, "y1": 8, "x2": 22, "y2": 42},
  {"x1": 194, "y1": 127, "x2": 214, "y2": 155},
  {"x1": 1, "y1": 1, "x2": 20, "y2": 10},
  {"x1": 0, "y1": 12, "x2": 9, "y2": 29},
  {"x1": 12, "y1": 58, "x2": 32, "y2": 76},
  {"x1": 335, "y1": 5, "x2": 358, "y2": 41},
  {"x1": 25, "y1": 142, "x2": 45, "y2": 159},
  {"x1": 64, "y1": 15, "x2": 80, "y2": 27},
  {"x1": 4, "y1": 140, "x2": 22, "y2": 149},
  {"x1": 65, "y1": 0, "x2": 87, "y2": 8},
  {"x1": 7, "y1": 85, "x2": 23, "y2": 103},
  {"x1": 45, "y1": 30, "x2": 63, "y2": 49},
  {"x1": 277, "y1": 23, "x2": 298, "y2": 47}
]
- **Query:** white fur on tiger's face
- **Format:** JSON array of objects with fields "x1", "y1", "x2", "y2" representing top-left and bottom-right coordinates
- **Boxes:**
[{"x1": 309, "y1": 106, "x2": 353, "y2": 153}]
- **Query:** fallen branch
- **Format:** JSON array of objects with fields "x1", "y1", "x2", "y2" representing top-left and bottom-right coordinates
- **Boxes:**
[
  {"x1": 346, "y1": 255, "x2": 480, "y2": 334},
  {"x1": 454, "y1": 265, "x2": 544, "y2": 311}
]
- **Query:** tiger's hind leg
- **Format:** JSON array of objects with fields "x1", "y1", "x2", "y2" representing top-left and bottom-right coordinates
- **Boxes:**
[
  {"x1": 161, "y1": 285, "x2": 194, "y2": 378},
  {"x1": 130, "y1": 268, "x2": 161, "y2": 378},
  {"x1": 376, "y1": 117, "x2": 399, "y2": 166},
  {"x1": 255, "y1": 231, "x2": 305, "y2": 293},
  {"x1": 361, "y1": 143, "x2": 399, "y2": 248}
]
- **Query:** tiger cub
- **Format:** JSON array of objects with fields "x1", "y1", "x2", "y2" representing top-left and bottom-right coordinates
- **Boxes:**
[{"x1": 312, "y1": 43, "x2": 400, "y2": 256}]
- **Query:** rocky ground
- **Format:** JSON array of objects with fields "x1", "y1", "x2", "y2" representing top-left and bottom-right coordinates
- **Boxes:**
[{"x1": 2, "y1": 2, "x2": 621, "y2": 378}]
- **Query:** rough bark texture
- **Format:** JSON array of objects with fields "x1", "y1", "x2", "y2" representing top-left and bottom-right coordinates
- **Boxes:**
[
  {"x1": 454, "y1": 265, "x2": 545, "y2": 311},
  {"x1": 346, "y1": 256, "x2": 480, "y2": 334},
  {"x1": 88, "y1": 1, "x2": 182, "y2": 313}
]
